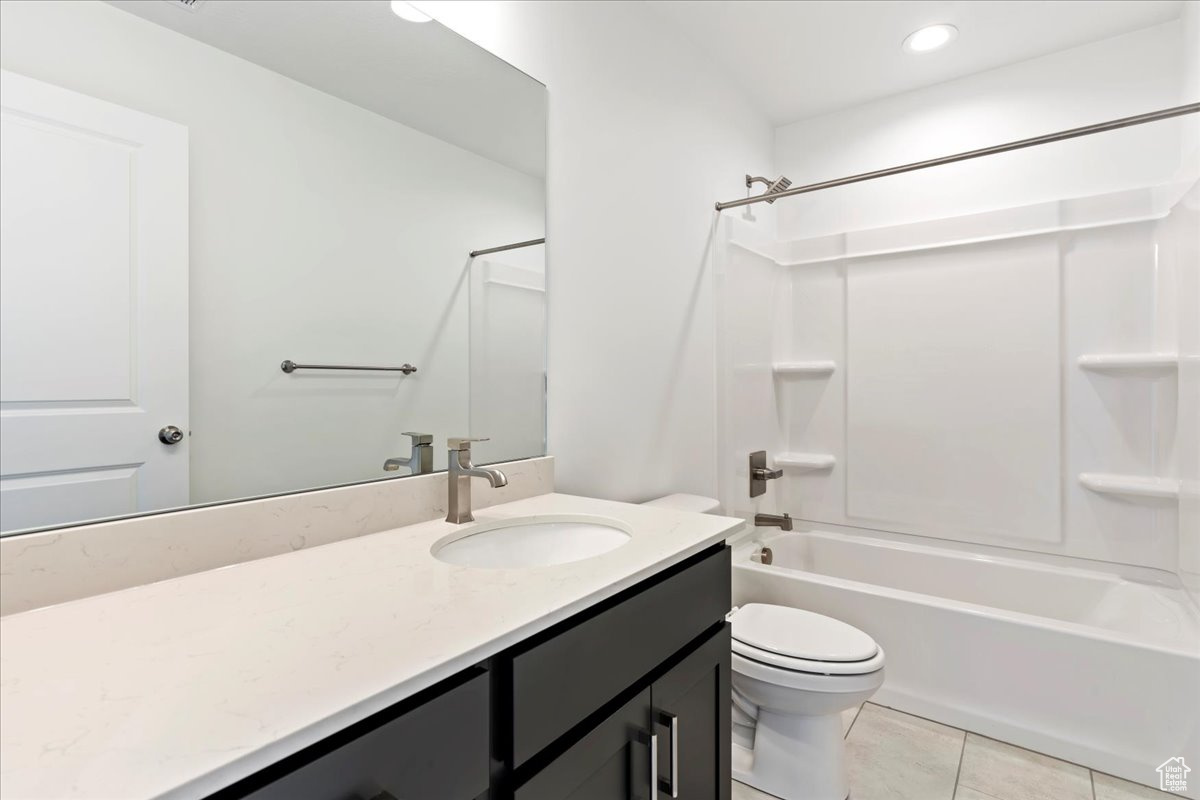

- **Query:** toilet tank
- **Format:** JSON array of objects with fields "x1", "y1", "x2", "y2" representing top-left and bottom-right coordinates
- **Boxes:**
[{"x1": 641, "y1": 494, "x2": 722, "y2": 514}]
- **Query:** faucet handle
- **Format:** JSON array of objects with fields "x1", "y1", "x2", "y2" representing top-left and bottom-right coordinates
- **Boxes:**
[
  {"x1": 448, "y1": 437, "x2": 489, "y2": 451},
  {"x1": 402, "y1": 432, "x2": 433, "y2": 446}
]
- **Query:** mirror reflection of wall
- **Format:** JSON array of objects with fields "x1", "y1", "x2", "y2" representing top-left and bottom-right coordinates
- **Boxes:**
[
  {"x1": 0, "y1": 0, "x2": 547, "y2": 535},
  {"x1": 470, "y1": 246, "x2": 547, "y2": 466}
]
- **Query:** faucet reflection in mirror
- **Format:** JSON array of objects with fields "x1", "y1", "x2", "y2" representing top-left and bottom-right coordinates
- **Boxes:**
[{"x1": 383, "y1": 433, "x2": 434, "y2": 475}]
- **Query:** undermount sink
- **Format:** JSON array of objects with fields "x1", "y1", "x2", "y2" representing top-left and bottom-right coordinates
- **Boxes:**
[{"x1": 432, "y1": 515, "x2": 633, "y2": 569}]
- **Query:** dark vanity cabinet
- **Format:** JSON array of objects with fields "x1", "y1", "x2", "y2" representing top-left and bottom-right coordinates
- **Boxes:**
[
  {"x1": 214, "y1": 545, "x2": 730, "y2": 800},
  {"x1": 504, "y1": 544, "x2": 732, "y2": 800},
  {"x1": 514, "y1": 625, "x2": 732, "y2": 800},
  {"x1": 217, "y1": 669, "x2": 492, "y2": 800}
]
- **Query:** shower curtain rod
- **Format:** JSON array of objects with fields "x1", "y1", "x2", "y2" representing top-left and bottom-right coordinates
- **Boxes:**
[
  {"x1": 715, "y1": 102, "x2": 1200, "y2": 211},
  {"x1": 469, "y1": 237, "x2": 546, "y2": 258}
]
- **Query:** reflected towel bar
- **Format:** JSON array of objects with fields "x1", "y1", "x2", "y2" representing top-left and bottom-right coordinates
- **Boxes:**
[
  {"x1": 715, "y1": 102, "x2": 1200, "y2": 211},
  {"x1": 280, "y1": 360, "x2": 417, "y2": 375},
  {"x1": 469, "y1": 237, "x2": 545, "y2": 258}
]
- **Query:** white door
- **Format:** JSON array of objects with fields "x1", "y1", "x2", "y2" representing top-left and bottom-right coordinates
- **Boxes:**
[{"x1": 0, "y1": 70, "x2": 188, "y2": 533}]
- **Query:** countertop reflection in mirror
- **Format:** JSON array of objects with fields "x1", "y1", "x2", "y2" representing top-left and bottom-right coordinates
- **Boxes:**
[{"x1": 0, "y1": 0, "x2": 546, "y2": 535}]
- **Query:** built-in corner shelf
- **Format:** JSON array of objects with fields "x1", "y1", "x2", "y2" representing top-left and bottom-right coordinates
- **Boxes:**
[
  {"x1": 1079, "y1": 473, "x2": 1180, "y2": 500},
  {"x1": 772, "y1": 360, "x2": 836, "y2": 376},
  {"x1": 775, "y1": 453, "x2": 836, "y2": 471},
  {"x1": 1077, "y1": 353, "x2": 1178, "y2": 373}
]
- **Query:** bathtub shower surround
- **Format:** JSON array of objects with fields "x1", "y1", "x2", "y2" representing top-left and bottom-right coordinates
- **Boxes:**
[
  {"x1": 716, "y1": 175, "x2": 1200, "y2": 792},
  {"x1": 715, "y1": 20, "x2": 1200, "y2": 792},
  {"x1": 719, "y1": 177, "x2": 1196, "y2": 555},
  {"x1": 718, "y1": 12, "x2": 1199, "y2": 562}
]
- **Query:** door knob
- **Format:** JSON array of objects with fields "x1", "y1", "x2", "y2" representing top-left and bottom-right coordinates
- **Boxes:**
[{"x1": 158, "y1": 425, "x2": 185, "y2": 445}]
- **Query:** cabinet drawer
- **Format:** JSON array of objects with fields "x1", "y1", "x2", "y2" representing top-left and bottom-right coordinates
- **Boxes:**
[
  {"x1": 233, "y1": 671, "x2": 489, "y2": 800},
  {"x1": 511, "y1": 545, "x2": 730, "y2": 766}
]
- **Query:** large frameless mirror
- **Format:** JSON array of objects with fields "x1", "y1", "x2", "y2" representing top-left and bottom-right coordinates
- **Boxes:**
[{"x1": 0, "y1": 0, "x2": 547, "y2": 535}]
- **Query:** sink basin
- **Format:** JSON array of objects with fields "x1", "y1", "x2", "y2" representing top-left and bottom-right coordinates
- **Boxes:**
[{"x1": 432, "y1": 515, "x2": 632, "y2": 568}]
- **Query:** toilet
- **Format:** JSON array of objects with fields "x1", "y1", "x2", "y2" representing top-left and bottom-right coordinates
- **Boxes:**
[
  {"x1": 642, "y1": 495, "x2": 885, "y2": 800},
  {"x1": 729, "y1": 603, "x2": 884, "y2": 800}
]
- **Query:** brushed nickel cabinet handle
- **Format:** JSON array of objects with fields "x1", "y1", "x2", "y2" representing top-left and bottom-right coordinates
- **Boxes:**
[
  {"x1": 636, "y1": 730, "x2": 658, "y2": 799},
  {"x1": 657, "y1": 711, "x2": 679, "y2": 797}
]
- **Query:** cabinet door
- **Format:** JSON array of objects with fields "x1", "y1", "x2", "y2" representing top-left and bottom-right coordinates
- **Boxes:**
[
  {"x1": 511, "y1": 546, "x2": 730, "y2": 767},
  {"x1": 516, "y1": 688, "x2": 657, "y2": 800},
  {"x1": 652, "y1": 625, "x2": 731, "y2": 800},
  {"x1": 228, "y1": 671, "x2": 489, "y2": 800}
]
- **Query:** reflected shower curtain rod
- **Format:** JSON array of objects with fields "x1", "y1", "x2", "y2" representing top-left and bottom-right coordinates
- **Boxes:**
[
  {"x1": 469, "y1": 237, "x2": 546, "y2": 258},
  {"x1": 715, "y1": 102, "x2": 1200, "y2": 211}
]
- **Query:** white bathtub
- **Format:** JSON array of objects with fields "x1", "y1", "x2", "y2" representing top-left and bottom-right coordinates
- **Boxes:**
[{"x1": 733, "y1": 529, "x2": 1200, "y2": 796}]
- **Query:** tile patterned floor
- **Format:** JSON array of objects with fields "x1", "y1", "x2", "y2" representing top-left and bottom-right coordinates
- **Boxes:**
[{"x1": 732, "y1": 702, "x2": 1177, "y2": 800}]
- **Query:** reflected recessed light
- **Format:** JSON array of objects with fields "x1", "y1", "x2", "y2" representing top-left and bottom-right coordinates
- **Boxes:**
[
  {"x1": 902, "y1": 23, "x2": 958, "y2": 54},
  {"x1": 391, "y1": 1, "x2": 432, "y2": 23}
]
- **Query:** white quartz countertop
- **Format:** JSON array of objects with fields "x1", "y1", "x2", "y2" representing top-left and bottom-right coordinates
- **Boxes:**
[{"x1": 0, "y1": 493, "x2": 744, "y2": 800}]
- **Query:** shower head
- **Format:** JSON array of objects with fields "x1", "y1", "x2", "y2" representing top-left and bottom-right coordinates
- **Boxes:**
[{"x1": 745, "y1": 174, "x2": 793, "y2": 203}]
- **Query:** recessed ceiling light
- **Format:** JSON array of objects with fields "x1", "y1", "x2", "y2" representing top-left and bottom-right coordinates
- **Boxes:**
[
  {"x1": 391, "y1": 1, "x2": 432, "y2": 23},
  {"x1": 902, "y1": 23, "x2": 958, "y2": 54}
]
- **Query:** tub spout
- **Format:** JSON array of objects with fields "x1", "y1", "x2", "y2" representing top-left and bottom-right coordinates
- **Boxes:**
[{"x1": 754, "y1": 512, "x2": 792, "y2": 531}]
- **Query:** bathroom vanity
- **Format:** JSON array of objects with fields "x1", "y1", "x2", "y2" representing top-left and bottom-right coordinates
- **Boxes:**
[
  {"x1": 0, "y1": 493, "x2": 742, "y2": 800},
  {"x1": 219, "y1": 544, "x2": 730, "y2": 800}
]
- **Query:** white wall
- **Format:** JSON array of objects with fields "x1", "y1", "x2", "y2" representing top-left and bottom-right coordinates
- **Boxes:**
[
  {"x1": 0, "y1": 0, "x2": 545, "y2": 505},
  {"x1": 415, "y1": 1, "x2": 776, "y2": 502}
]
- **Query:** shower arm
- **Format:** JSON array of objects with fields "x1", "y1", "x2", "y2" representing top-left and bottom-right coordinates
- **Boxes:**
[{"x1": 717, "y1": 102, "x2": 1200, "y2": 211}]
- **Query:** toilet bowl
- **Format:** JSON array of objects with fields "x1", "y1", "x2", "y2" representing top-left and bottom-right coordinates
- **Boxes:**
[
  {"x1": 640, "y1": 496, "x2": 883, "y2": 800},
  {"x1": 729, "y1": 603, "x2": 884, "y2": 800}
]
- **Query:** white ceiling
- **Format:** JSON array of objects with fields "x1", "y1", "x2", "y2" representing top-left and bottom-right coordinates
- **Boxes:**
[
  {"x1": 646, "y1": 0, "x2": 1184, "y2": 126},
  {"x1": 105, "y1": 0, "x2": 546, "y2": 177}
]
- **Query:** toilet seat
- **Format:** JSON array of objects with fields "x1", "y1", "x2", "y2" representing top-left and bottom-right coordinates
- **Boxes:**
[
  {"x1": 731, "y1": 603, "x2": 882, "y2": 675},
  {"x1": 733, "y1": 650, "x2": 884, "y2": 693},
  {"x1": 733, "y1": 637, "x2": 885, "y2": 675}
]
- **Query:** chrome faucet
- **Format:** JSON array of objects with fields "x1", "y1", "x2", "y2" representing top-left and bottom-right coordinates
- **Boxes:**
[
  {"x1": 384, "y1": 432, "x2": 434, "y2": 474},
  {"x1": 754, "y1": 512, "x2": 793, "y2": 531},
  {"x1": 446, "y1": 437, "x2": 508, "y2": 523}
]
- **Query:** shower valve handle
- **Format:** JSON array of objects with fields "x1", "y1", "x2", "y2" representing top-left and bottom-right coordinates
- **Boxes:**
[{"x1": 749, "y1": 450, "x2": 782, "y2": 498}]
